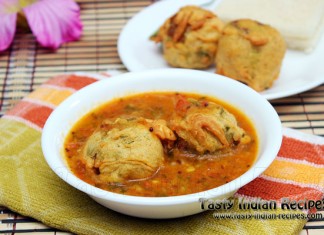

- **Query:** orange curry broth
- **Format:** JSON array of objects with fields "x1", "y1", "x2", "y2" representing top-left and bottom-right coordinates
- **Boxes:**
[{"x1": 64, "y1": 92, "x2": 258, "y2": 197}]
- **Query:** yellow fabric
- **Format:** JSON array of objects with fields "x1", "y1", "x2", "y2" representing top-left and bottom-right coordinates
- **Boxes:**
[
  {"x1": 0, "y1": 118, "x2": 307, "y2": 235},
  {"x1": 27, "y1": 87, "x2": 73, "y2": 106},
  {"x1": 264, "y1": 159, "x2": 324, "y2": 185}
]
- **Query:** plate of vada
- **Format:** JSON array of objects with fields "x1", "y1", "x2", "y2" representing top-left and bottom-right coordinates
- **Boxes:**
[{"x1": 118, "y1": 0, "x2": 324, "y2": 100}]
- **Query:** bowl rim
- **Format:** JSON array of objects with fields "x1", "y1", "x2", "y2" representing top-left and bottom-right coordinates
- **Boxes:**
[{"x1": 42, "y1": 68, "x2": 282, "y2": 206}]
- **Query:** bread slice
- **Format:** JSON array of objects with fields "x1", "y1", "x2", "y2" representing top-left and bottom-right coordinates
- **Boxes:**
[{"x1": 215, "y1": 0, "x2": 324, "y2": 52}]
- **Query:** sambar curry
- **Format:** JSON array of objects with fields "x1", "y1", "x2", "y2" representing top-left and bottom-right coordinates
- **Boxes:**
[{"x1": 64, "y1": 92, "x2": 258, "y2": 197}]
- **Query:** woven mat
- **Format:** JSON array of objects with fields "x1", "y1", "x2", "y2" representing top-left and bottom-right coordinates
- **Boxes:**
[
  {"x1": 0, "y1": 0, "x2": 323, "y2": 234},
  {"x1": 0, "y1": 0, "x2": 154, "y2": 117}
]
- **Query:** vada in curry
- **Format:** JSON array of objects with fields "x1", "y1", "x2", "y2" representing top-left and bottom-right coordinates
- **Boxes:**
[
  {"x1": 64, "y1": 92, "x2": 258, "y2": 197},
  {"x1": 83, "y1": 118, "x2": 175, "y2": 183},
  {"x1": 171, "y1": 96, "x2": 250, "y2": 153}
]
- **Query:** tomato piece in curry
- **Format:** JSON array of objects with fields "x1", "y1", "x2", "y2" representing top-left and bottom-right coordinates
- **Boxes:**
[{"x1": 64, "y1": 92, "x2": 258, "y2": 197}]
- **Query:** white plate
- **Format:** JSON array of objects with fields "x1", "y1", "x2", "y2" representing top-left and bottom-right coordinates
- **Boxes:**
[{"x1": 118, "y1": 0, "x2": 324, "y2": 100}]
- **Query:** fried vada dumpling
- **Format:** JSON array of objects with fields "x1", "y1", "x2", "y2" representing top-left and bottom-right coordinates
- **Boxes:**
[
  {"x1": 83, "y1": 118, "x2": 173, "y2": 183},
  {"x1": 216, "y1": 19, "x2": 286, "y2": 91},
  {"x1": 171, "y1": 97, "x2": 250, "y2": 153},
  {"x1": 150, "y1": 5, "x2": 224, "y2": 69},
  {"x1": 137, "y1": 118, "x2": 176, "y2": 141}
]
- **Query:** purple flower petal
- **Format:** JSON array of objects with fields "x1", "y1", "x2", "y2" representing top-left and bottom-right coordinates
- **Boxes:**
[
  {"x1": 0, "y1": 14, "x2": 17, "y2": 51},
  {"x1": 0, "y1": 0, "x2": 18, "y2": 51},
  {"x1": 23, "y1": 0, "x2": 82, "y2": 49}
]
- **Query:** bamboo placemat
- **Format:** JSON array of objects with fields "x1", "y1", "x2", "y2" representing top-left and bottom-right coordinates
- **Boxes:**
[{"x1": 0, "y1": 0, "x2": 323, "y2": 234}]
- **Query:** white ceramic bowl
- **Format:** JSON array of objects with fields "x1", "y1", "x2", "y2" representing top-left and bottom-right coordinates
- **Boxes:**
[{"x1": 42, "y1": 68, "x2": 282, "y2": 219}]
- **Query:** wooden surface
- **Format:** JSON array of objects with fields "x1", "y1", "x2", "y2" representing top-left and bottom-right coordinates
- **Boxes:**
[{"x1": 0, "y1": 0, "x2": 323, "y2": 234}]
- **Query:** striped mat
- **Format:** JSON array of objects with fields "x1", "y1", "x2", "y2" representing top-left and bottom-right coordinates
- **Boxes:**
[{"x1": 0, "y1": 73, "x2": 323, "y2": 235}]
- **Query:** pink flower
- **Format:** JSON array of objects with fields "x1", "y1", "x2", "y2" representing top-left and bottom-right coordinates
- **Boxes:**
[{"x1": 0, "y1": 0, "x2": 82, "y2": 51}]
